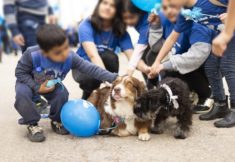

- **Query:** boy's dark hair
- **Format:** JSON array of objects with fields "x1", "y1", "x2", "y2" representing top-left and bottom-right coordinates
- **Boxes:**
[
  {"x1": 36, "y1": 24, "x2": 67, "y2": 52},
  {"x1": 121, "y1": 0, "x2": 146, "y2": 17},
  {"x1": 91, "y1": 0, "x2": 126, "y2": 37}
]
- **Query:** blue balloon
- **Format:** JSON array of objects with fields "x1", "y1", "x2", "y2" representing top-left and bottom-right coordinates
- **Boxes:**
[
  {"x1": 131, "y1": 0, "x2": 161, "y2": 12},
  {"x1": 61, "y1": 99, "x2": 100, "y2": 137}
]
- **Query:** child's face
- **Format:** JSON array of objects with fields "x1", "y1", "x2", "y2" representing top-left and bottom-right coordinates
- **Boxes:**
[
  {"x1": 122, "y1": 12, "x2": 139, "y2": 26},
  {"x1": 162, "y1": 0, "x2": 181, "y2": 23},
  {"x1": 43, "y1": 39, "x2": 70, "y2": 63},
  {"x1": 98, "y1": 0, "x2": 116, "y2": 21}
]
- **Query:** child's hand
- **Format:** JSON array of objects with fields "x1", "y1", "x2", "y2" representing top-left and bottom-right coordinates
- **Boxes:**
[
  {"x1": 148, "y1": 13, "x2": 160, "y2": 25},
  {"x1": 148, "y1": 62, "x2": 163, "y2": 79},
  {"x1": 212, "y1": 31, "x2": 232, "y2": 57},
  {"x1": 139, "y1": 64, "x2": 151, "y2": 76},
  {"x1": 219, "y1": 13, "x2": 227, "y2": 24},
  {"x1": 38, "y1": 80, "x2": 55, "y2": 94}
]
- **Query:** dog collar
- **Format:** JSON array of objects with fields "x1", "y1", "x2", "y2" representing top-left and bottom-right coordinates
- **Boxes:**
[
  {"x1": 112, "y1": 116, "x2": 125, "y2": 125},
  {"x1": 160, "y1": 84, "x2": 179, "y2": 109}
]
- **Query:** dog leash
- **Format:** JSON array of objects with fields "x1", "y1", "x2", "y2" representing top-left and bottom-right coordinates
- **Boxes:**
[{"x1": 97, "y1": 116, "x2": 125, "y2": 135}]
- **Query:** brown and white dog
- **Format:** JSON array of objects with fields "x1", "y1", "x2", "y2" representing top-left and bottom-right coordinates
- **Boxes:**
[{"x1": 88, "y1": 76, "x2": 151, "y2": 141}]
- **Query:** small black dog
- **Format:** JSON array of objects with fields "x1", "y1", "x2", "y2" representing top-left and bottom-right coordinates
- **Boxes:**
[{"x1": 134, "y1": 77, "x2": 192, "y2": 139}]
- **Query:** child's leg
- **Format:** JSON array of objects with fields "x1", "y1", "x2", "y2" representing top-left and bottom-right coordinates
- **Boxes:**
[
  {"x1": 15, "y1": 82, "x2": 41, "y2": 125},
  {"x1": 72, "y1": 71, "x2": 101, "y2": 100},
  {"x1": 42, "y1": 85, "x2": 69, "y2": 135},
  {"x1": 42, "y1": 85, "x2": 69, "y2": 122},
  {"x1": 199, "y1": 54, "x2": 229, "y2": 121},
  {"x1": 215, "y1": 37, "x2": 235, "y2": 128},
  {"x1": 204, "y1": 54, "x2": 226, "y2": 101},
  {"x1": 72, "y1": 50, "x2": 119, "y2": 99},
  {"x1": 220, "y1": 37, "x2": 235, "y2": 107}
]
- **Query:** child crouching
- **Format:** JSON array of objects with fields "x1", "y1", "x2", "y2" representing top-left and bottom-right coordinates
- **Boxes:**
[{"x1": 14, "y1": 24, "x2": 118, "y2": 142}]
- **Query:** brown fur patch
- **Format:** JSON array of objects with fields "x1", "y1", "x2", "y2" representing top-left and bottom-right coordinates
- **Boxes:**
[{"x1": 88, "y1": 87, "x2": 113, "y2": 130}]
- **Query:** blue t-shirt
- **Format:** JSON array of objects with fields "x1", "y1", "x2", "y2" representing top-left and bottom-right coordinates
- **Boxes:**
[
  {"x1": 159, "y1": 12, "x2": 213, "y2": 55},
  {"x1": 174, "y1": 0, "x2": 228, "y2": 34},
  {"x1": 134, "y1": 12, "x2": 149, "y2": 45},
  {"x1": 77, "y1": 18, "x2": 133, "y2": 61}
]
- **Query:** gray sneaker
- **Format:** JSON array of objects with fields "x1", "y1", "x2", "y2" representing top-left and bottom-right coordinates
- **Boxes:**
[{"x1": 27, "y1": 125, "x2": 46, "y2": 142}]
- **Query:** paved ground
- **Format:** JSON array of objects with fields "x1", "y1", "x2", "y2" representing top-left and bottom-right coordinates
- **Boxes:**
[{"x1": 0, "y1": 52, "x2": 235, "y2": 162}]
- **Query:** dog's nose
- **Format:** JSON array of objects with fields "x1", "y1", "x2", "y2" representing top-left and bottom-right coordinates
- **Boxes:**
[{"x1": 114, "y1": 87, "x2": 121, "y2": 94}]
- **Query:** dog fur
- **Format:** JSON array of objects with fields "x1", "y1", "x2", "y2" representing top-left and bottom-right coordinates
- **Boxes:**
[
  {"x1": 134, "y1": 77, "x2": 192, "y2": 139},
  {"x1": 88, "y1": 76, "x2": 151, "y2": 141}
]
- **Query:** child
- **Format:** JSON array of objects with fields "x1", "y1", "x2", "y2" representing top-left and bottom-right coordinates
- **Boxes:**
[
  {"x1": 147, "y1": 0, "x2": 213, "y2": 114},
  {"x1": 15, "y1": 24, "x2": 118, "y2": 142},
  {"x1": 149, "y1": 0, "x2": 235, "y2": 128},
  {"x1": 121, "y1": 0, "x2": 151, "y2": 76},
  {"x1": 73, "y1": 0, "x2": 133, "y2": 100}
]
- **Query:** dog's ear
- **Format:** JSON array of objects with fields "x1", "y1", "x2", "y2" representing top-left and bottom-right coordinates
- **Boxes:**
[{"x1": 132, "y1": 78, "x2": 146, "y2": 97}]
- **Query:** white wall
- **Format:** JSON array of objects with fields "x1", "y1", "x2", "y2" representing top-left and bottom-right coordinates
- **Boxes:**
[{"x1": 49, "y1": 0, "x2": 98, "y2": 28}]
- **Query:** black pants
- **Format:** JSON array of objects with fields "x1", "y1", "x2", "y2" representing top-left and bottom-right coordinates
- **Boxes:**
[
  {"x1": 165, "y1": 69, "x2": 211, "y2": 100},
  {"x1": 146, "y1": 39, "x2": 211, "y2": 100},
  {"x1": 15, "y1": 82, "x2": 69, "y2": 125},
  {"x1": 72, "y1": 50, "x2": 119, "y2": 99}
]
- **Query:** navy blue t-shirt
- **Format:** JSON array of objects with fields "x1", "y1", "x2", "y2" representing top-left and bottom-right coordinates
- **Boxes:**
[
  {"x1": 134, "y1": 12, "x2": 149, "y2": 45},
  {"x1": 159, "y1": 12, "x2": 213, "y2": 55},
  {"x1": 77, "y1": 18, "x2": 133, "y2": 61},
  {"x1": 174, "y1": 0, "x2": 228, "y2": 34}
]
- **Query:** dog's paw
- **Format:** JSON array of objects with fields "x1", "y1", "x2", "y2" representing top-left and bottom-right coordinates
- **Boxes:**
[
  {"x1": 151, "y1": 126, "x2": 164, "y2": 134},
  {"x1": 138, "y1": 133, "x2": 151, "y2": 141},
  {"x1": 174, "y1": 127, "x2": 188, "y2": 139}
]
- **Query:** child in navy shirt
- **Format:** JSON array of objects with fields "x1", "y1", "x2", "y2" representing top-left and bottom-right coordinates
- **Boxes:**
[
  {"x1": 147, "y1": 1, "x2": 213, "y2": 114},
  {"x1": 15, "y1": 25, "x2": 118, "y2": 142}
]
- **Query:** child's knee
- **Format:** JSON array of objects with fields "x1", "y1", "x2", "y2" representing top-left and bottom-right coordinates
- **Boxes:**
[
  {"x1": 56, "y1": 88, "x2": 69, "y2": 101},
  {"x1": 15, "y1": 83, "x2": 33, "y2": 100}
]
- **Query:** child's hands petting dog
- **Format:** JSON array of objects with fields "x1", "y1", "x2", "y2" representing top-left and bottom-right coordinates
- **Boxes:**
[
  {"x1": 38, "y1": 80, "x2": 55, "y2": 94},
  {"x1": 148, "y1": 62, "x2": 164, "y2": 79}
]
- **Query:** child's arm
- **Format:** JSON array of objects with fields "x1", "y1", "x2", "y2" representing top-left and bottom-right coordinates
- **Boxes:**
[
  {"x1": 15, "y1": 51, "x2": 41, "y2": 92},
  {"x1": 127, "y1": 44, "x2": 148, "y2": 75},
  {"x1": 82, "y1": 42, "x2": 106, "y2": 69},
  {"x1": 213, "y1": 0, "x2": 235, "y2": 56},
  {"x1": 162, "y1": 42, "x2": 211, "y2": 74},
  {"x1": 72, "y1": 53, "x2": 118, "y2": 83},
  {"x1": 148, "y1": 31, "x2": 180, "y2": 78}
]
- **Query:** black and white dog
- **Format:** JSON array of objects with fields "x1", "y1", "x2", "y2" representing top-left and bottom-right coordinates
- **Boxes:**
[{"x1": 134, "y1": 77, "x2": 192, "y2": 139}]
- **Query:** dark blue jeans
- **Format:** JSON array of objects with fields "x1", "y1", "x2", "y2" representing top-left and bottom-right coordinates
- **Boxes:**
[
  {"x1": 17, "y1": 12, "x2": 45, "y2": 52},
  {"x1": 205, "y1": 37, "x2": 235, "y2": 104},
  {"x1": 14, "y1": 82, "x2": 69, "y2": 125}
]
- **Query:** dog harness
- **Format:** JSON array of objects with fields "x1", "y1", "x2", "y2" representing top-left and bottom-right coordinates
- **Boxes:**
[
  {"x1": 160, "y1": 84, "x2": 179, "y2": 109},
  {"x1": 98, "y1": 116, "x2": 125, "y2": 135}
]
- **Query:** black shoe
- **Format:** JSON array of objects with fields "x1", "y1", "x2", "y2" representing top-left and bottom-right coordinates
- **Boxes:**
[
  {"x1": 199, "y1": 102, "x2": 229, "y2": 121},
  {"x1": 214, "y1": 111, "x2": 235, "y2": 128},
  {"x1": 82, "y1": 91, "x2": 92, "y2": 100},
  {"x1": 27, "y1": 124, "x2": 46, "y2": 142},
  {"x1": 192, "y1": 98, "x2": 213, "y2": 114},
  {"x1": 51, "y1": 121, "x2": 69, "y2": 135},
  {"x1": 35, "y1": 98, "x2": 49, "y2": 117}
]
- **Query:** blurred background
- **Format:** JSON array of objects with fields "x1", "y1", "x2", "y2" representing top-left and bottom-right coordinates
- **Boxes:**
[{"x1": 0, "y1": 0, "x2": 138, "y2": 60}]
